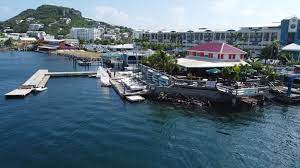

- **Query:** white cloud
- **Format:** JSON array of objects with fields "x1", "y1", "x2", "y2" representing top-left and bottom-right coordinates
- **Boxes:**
[{"x1": 93, "y1": 6, "x2": 129, "y2": 26}]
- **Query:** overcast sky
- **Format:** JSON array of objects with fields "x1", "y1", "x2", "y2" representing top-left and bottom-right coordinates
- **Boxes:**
[{"x1": 0, "y1": 0, "x2": 299, "y2": 31}]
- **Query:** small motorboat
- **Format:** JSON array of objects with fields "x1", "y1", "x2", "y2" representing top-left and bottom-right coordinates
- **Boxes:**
[
  {"x1": 78, "y1": 60, "x2": 91, "y2": 66},
  {"x1": 34, "y1": 87, "x2": 48, "y2": 92}
]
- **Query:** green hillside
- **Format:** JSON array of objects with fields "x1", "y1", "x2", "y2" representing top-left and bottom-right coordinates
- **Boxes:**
[{"x1": 0, "y1": 5, "x2": 132, "y2": 38}]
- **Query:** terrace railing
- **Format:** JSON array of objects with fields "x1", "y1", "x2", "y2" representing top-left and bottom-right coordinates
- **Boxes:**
[{"x1": 216, "y1": 85, "x2": 269, "y2": 97}]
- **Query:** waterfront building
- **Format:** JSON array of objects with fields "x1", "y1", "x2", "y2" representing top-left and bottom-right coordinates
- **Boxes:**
[
  {"x1": 37, "y1": 39, "x2": 69, "y2": 51},
  {"x1": 134, "y1": 17, "x2": 300, "y2": 56},
  {"x1": 177, "y1": 42, "x2": 248, "y2": 70},
  {"x1": 103, "y1": 50, "x2": 154, "y2": 68},
  {"x1": 5, "y1": 33, "x2": 27, "y2": 40},
  {"x1": 70, "y1": 28, "x2": 103, "y2": 41},
  {"x1": 63, "y1": 39, "x2": 80, "y2": 47},
  {"x1": 18, "y1": 37, "x2": 37, "y2": 50}
]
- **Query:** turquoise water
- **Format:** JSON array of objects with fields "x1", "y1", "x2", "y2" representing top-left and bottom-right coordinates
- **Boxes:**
[{"x1": 0, "y1": 51, "x2": 299, "y2": 168}]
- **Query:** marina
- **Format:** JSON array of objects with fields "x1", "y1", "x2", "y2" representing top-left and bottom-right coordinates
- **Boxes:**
[
  {"x1": 0, "y1": 45, "x2": 299, "y2": 168},
  {"x1": 1, "y1": 1, "x2": 300, "y2": 167}
]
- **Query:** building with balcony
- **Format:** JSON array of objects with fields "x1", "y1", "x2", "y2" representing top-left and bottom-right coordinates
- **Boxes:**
[
  {"x1": 134, "y1": 17, "x2": 300, "y2": 56},
  {"x1": 70, "y1": 28, "x2": 103, "y2": 41}
]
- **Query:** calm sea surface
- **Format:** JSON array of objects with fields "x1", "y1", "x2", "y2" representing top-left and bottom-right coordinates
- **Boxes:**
[{"x1": 0, "y1": 51, "x2": 299, "y2": 168}]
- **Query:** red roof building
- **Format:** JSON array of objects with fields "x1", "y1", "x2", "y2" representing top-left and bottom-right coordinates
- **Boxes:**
[
  {"x1": 177, "y1": 42, "x2": 248, "y2": 68},
  {"x1": 187, "y1": 42, "x2": 247, "y2": 61}
]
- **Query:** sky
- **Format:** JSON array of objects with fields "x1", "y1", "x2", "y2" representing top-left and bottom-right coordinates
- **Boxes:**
[{"x1": 0, "y1": 0, "x2": 299, "y2": 31}]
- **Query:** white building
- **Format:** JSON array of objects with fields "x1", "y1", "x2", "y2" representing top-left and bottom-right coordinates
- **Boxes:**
[
  {"x1": 133, "y1": 30, "x2": 144, "y2": 39},
  {"x1": 103, "y1": 34, "x2": 117, "y2": 40},
  {"x1": 70, "y1": 28, "x2": 103, "y2": 41},
  {"x1": 28, "y1": 24, "x2": 44, "y2": 31},
  {"x1": 26, "y1": 31, "x2": 47, "y2": 40},
  {"x1": 5, "y1": 33, "x2": 27, "y2": 40}
]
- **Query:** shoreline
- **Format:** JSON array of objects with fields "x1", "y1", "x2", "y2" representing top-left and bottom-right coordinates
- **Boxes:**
[{"x1": 50, "y1": 50, "x2": 101, "y2": 61}]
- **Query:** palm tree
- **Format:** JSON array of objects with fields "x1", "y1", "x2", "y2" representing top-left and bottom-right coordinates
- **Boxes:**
[{"x1": 141, "y1": 50, "x2": 178, "y2": 74}]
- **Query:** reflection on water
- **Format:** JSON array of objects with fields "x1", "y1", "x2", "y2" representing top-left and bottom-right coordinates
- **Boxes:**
[{"x1": 0, "y1": 52, "x2": 299, "y2": 168}]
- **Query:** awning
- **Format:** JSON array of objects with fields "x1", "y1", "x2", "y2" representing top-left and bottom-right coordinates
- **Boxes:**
[
  {"x1": 206, "y1": 68, "x2": 221, "y2": 74},
  {"x1": 282, "y1": 43, "x2": 300, "y2": 51},
  {"x1": 177, "y1": 58, "x2": 248, "y2": 68},
  {"x1": 38, "y1": 45, "x2": 59, "y2": 50}
]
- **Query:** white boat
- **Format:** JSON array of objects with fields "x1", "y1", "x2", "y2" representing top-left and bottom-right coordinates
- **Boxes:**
[
  {"x1": 34, "y1": 87, "x2": 48, "y2": 92},
  {"x1": 121, "y1": 78, "x2": 145, "y2": 91},
  {"x1": 78, "y1": 60, "x2": 91, "y2": 66},
  {"x1": 97, "y1": 66, "x2": 111, "y2": 86}
]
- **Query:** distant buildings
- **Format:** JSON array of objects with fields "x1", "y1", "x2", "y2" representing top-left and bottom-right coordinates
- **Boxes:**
[
  {"x1": 6, "y1": 33, "x2": 27, "y2": 40},
  {"x1": 70, "y1": 28, "x2": 103, "y2": 41},
  {"x1": 103, "y1": 34, "x2": 117, "y2": 40},
  {"x1": 3, "y1": 27, "x2": 14, "y2": 33},
  {"x1": 26, "y1": 31, "x2": 46, "y2": 39},
  {"x1": 28, "y1": 24, "x2": 44, "y2": 31},
  {"x1": 134, "y1": 17, "x2": 300, "y2": 56}
]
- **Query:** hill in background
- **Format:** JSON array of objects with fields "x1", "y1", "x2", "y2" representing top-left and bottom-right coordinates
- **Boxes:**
[{"x1": 0, "y1": 5, "x2": 132, "y2": 38}]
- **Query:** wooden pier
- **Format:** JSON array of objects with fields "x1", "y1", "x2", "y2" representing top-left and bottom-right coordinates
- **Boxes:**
[
  {"x1": 5, "y1": 69, "x2": 96, "y2": 98},
  {"x1": 110, "y1": 78, "x2": 146, "y2": 102},
  {"x1": 48, "y1": 71, "x2": 96, "y2": 77}
]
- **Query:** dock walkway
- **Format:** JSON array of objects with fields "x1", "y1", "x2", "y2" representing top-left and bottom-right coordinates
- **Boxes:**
[{"x1": 5, "y1": 69, "x2": 96, "y2": 98}]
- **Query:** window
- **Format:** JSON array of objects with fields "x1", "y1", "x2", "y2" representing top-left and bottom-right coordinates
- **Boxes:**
[
  {"x1": 200, "y1": 52, "x2": 204, "y2": 57},
  {"x1": 218, "y1": 54, "x2": 224, "y2": 59},
  {"x1": 240, "y1": 54, "x2": 244, "y2": 59},
  {"x1": 229, "y1": 54, "x2": 232, "y2": 59},
  {"x1": 208, "y1": 53, "x2": 213, "y2": 58},
  {"x1": 232, "y1": 54, "x2": 236, "y2": 59},
  {"x1": 193, "y1": 52, "x2": 196, "y2": 56}
]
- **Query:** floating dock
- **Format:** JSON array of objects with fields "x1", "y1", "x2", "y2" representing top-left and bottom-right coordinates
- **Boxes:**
[
  {"x1": 48, "y1": 71, "x2": 96, "y2": 77},
  {"x1": 5, "y1": 69, "x2": 96, "y2": 98},
  {"x1": 110, "y1": 78, "x2": 146, "y2": 102},
  {"x1": 126, "y1": 95, "x2": 145, "y2": 102}
]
